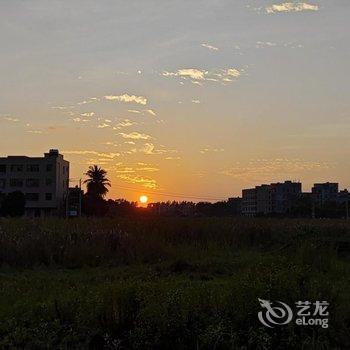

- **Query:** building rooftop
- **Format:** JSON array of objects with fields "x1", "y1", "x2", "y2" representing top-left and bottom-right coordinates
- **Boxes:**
[{"x1": 1, "y1": 149, "x2": 63, "y2": 160}]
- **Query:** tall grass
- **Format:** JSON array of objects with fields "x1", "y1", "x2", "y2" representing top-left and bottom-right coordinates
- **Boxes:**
[
  {"x1": 0, "y1": 218, "x2": 349, "y2": 348},
  {"x1": 1, "y1": 217, "x2": 349, "y2": 268}
]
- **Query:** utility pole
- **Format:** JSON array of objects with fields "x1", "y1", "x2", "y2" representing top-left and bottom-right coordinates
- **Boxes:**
[
  {"x1": 65, "y1": 186, "x2": 69, "y2": 218},
  {"x1": 79, "y1": 178, "x2": 82, "y2": 217},
  {"x1": 312, "y1": 201, "x2": 315, "y2": 219}
]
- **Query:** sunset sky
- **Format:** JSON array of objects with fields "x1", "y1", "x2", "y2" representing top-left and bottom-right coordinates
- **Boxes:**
[{"x1": 1, "y1": 1, "x2": 349, "y2": 202}]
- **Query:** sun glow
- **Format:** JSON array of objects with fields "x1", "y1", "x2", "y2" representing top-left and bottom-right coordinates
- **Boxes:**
[{"x1": 139, "y1": 195, "x2": 148, "y2": 204}]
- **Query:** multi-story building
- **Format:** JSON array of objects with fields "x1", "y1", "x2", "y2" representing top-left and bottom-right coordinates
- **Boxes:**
[
  {"x1": 256, "y1": 184, "x2": 273, "y2": 215},
  {"x1": 271, "y1": 181, "x2": 302, "y2": 214},
  {"x1": 241, "y1": 188, "x2": 257, "y2": 216},
  {"x1": 312, "y1": 182, "x2": 339, "y2": 205},
  {"x1": 0, "y1": 149, "x2": 69, "y2": 217},
  {"x1": 242, "y1": 181, "x2": 301, "y2": 216},
  {"x1": 338, "y1": 189, "x2": 350, "y2": 205}
]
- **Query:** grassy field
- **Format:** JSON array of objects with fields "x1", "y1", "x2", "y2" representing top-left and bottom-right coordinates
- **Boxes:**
[{"x1": 0, "y1": 218, "x2": 349, "y2": 349}]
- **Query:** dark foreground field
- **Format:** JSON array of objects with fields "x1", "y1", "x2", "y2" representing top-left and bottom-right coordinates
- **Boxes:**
[{"x1": 0, "y1": 218, "x2": 349, "y2": 349}]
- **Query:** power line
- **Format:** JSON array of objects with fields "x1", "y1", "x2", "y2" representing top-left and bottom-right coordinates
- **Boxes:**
[
  {"x1": 112, "y1": 184, "x2": 227, "y2": 201},
  {"x1": 70, "y1": 175, "x2": 228, "y2": 201}
]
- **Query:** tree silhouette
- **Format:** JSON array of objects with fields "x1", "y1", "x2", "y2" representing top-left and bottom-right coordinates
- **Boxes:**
[{"x1": 84, "y1": 165, "x2": 111, "y2": 198}]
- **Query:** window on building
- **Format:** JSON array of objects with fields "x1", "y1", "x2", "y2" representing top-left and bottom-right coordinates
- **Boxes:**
[
  {"x1": 25, "y1": 193, "x2": 39, "y2": 201},
  {"x1": 10, "y1": 164, "x2": 23, "y2": 172},
  {"x1": 10, "y1": 179, "x2": 23, "y2": 187},
  {"x1": 45, "y1": 193, "x2": 53, "y2": 201},
  {"x1": 0, "y1": 179, "x2": 6, "y2": 189},
  {"x1": 46, "y1": 163, "x2": 53, "y2": 172},
  {"x1": 26, "y1": 178, "x2": 40, "y2": 187},
  {"x1": 27, "y1": 164, "x2": 39, "y2": 172},
  {"x1": 0, "y1": 165, "x2": 6, "y2": 173},
  {"x1": 46, "y1": 178, "x2": 53, "y2": 186}
]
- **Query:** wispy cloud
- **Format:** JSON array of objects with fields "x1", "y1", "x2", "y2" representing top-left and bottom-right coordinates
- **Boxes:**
[
  {"x1": 119, "y1": 132, "x2": 152, "y2": 140},
  {"x1": 266, "y1": 2, "x2": 318, "y2": 14},
  {"x1": 116, "y1": 174, "x2": 157, "y2": 189},
  {"x1": 115, "y1": 167, "x2": 136, "y2": 174},
  {"x1": 145, "y1": 109, "x2": 157, "y2": 116},
  {"x1": 97, "y1": 123, "x2": 110, "y2": 128},
  {"x1": 224, "y1": 68, "x2": 241, "y2": 78},
  {"x1": 177, "y1": 68, "x2": 207, "y2": 80},
  {"x1": 256, "y1": 41, "x2": 277, "y2": 48},
  {"x1": 113, "y1": 119, "x2": 137, "y2": 129},
  {"x1": 162, "y1": 67, "x2": 242, "y2": 85},
  {"x1": 114, "y1": 163, "x2": 159, "y2": 174},
  {"x1": 26, "y1": 130, "x2": 43, "y2": 134},
  {"x1": 201, "y1": 43, "x2": 219, "y2": 51},
  {"x1": 84, "y1": 158, "x2": 122, "y2": 166},
  {"x1": 105, "y1": 94, "x2": 147, "y2": 105},
  {"x1": 128, "y1": 109, "x2": 157, "y2": 116},
  {"x1": 77, "y1": 97, "x2": 100, "y2": 105},
  {"x1": 220, "y1": 158, "x2": 331, "y2": 182},
  {"x1": 200, "y1": 147, "x2": 225, "y2": 154},
  {"x1": 51, "y1": 106, "x2": 68, "y2": 110},
  {"x1": 72, "y1": 117, "x2": 89, "y2": 123},
  {"x1": 255, "y1": 41, "x2": 304, "y2": 49},
  {"x1": 80, "y1": 112, "x2": 95, "y2": 117},
  {"x1": 141, "y1": 143, "x2": 164, "y2": 155},
  {"x1": 163, "y1": 68, "x2": 207, "y2": 80},
  {"x1": 62, "y1": 150, "x2": 120, "y2": 158},
  {"x1": 2, "y1": 116, "x2": 20, "y2": 122},
  {"x1": 139, "y1": 143, "x2": 178, "y2": 155}
]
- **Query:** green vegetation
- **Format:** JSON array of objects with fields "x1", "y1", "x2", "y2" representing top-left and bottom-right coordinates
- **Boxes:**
[{"x1": 0, "y1": 218, "x2": 349, "y2": 349}]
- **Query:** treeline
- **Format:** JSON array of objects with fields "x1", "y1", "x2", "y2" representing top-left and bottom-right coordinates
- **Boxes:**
[
  {"x1": 0, "y1": 166, "x2": 348, "y2": 219},
  {"x1": 81, "y1": 166, "x2": 243, "y2": 218},
  {"x1": 82, "y1": 198, "x2": 242, "y2": 218},
  {"x1": 83, "y1": 198, "x2": 349, "y2": 218}
]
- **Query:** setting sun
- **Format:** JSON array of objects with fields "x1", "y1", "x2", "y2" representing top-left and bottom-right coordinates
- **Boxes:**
[{"x1": 139, "y1": 195, "x2": 148, "y2": 204}]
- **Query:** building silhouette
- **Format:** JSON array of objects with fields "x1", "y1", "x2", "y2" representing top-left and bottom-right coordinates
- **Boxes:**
[
  {"x1": 242, "y1": 181, "x2": 349, "y2": 218},
  {"x1": 242, "y1": 181, "x2": 302, "y2": 216},
  {"x1": 312, "y1": 182, "x2": 339, "y2": 205},
  {"x1": 338, "y1": 189, "x2": 350, "y2": 204},
  {"x1": 67, "y1": 185, "x2": 83, "y2": 217},
  {"x1": 241, "y1": 188, "x2": 257, "y2": 216},
  {"x1": 0, "y1": 148, "x2": 348, "y2": 219},
  {"x1": 0, "y1": 149, "x2": 69, "y2": 217}
]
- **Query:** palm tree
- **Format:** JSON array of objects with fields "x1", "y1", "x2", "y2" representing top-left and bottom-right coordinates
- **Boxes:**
[{"x1": 84, "y1": 165, "x2": 111, "y2": 198}]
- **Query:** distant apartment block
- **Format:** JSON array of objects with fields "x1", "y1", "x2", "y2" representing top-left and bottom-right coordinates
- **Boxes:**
[
  {"x1": 0, "y1": 149, "x2": 69, "y2": 217},
  {"x1": 272, "y1": 181, "x2": 302, "y2": 214},
  {"x1": 312, "y1": 182, "x2": 339, "y2": 205},
  {"x1": 241, "y1": 188, "x2": 257, "y2": 216},
  {"x1": 242, "y1": 181, "x2": 302, "y2": 216},
  {"x1": 338, "y1": 189, "x2": 350, "y2": 205}
]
